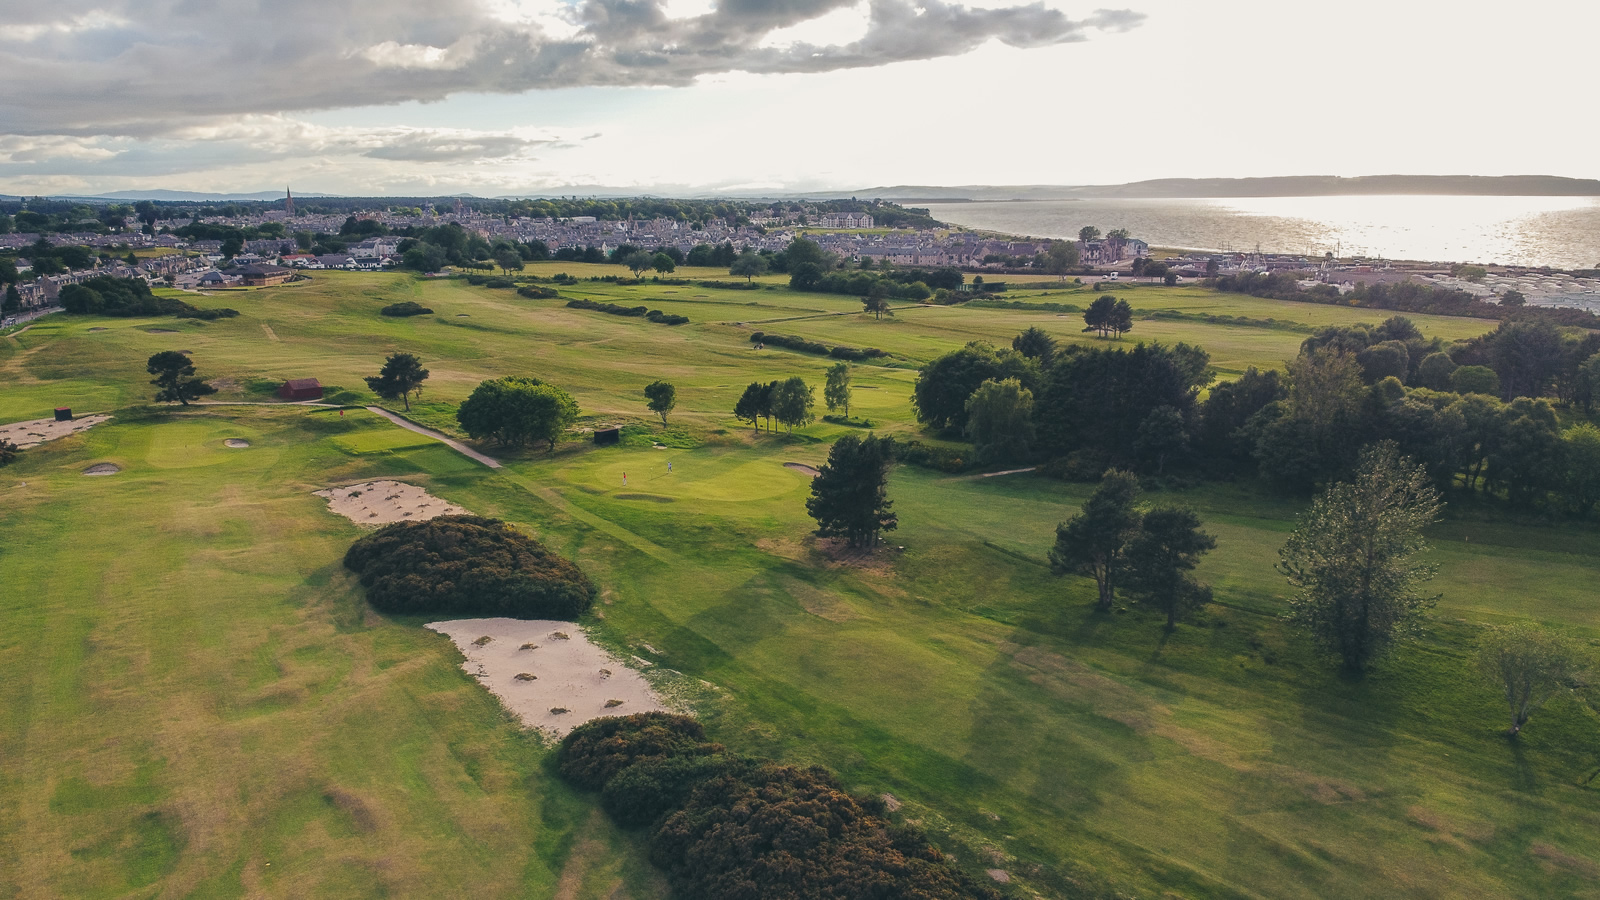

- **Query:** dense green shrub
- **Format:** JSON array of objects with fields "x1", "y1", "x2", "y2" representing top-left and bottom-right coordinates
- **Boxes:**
[
  {"x1": 59, "y1": 276, "x2": 193, "y2": 317},
  {"x1": 602, "y1": 754, "x2": 744, "y2": 827},
  {"x1": 696, "y1": 280, "x2": 762, "y2": 290},
  {"x1": 556, "y1": 714, "x2": 1000, "y2": 900},
  {"x1": 750, "y1": 332, "x2": 885, "y2": 360},
  {"x1": 380, "y1": 301, "x2": 433, "y2": 317},
  {"x1": 566, "y1": 298, "x2": 688, "y2": 324},
  {"x1": 0, "y1": 439, "x2": 19, "y2": 467},
  {"x1": 556, "y1": 713, "x2": 718, "y2": 790},
  {"x1": 654, "y1": 763, "x2": 999, "y2": 900},
  {"x1": 343, "y1": 515, "x2": 596, "y2": 618},
  {"x1": 516, "y1": 285, "x2": 560, "y2": 299},
  {"x1": 176, "y1": 307, "x2": 239, "y2": 320},
  {"x1": 892, "y1": 439, "x2": 972, "y2": 473}
]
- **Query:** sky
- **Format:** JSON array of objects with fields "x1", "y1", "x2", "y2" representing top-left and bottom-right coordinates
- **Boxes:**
[{"x1": 2, "y1": 0, "x2": 1596, "y2": 197}]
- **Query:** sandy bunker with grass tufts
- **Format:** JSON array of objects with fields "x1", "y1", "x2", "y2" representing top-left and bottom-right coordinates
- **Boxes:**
[
  {"x1": 224, "y1": 439, "x2": 251, "y2": 448},
  {"x1": 314, "y1": 480, "x2": 466, "y2": 524},
  {"x1": 0, "y1": 415, "x2": 111, "y2": 449},
  {"x1": 82, "y1": 463, "x2": 120, "y2": 476},
  {"x1": 428, "y1": 618, "x2": 668, "y2": 736}
]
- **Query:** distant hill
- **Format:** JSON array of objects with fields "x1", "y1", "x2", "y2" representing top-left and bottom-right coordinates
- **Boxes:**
[
  {"x1": 853, "y1": 175, "x2": 1600, "y2": 201},
  {"x1": 3, "y1": 189, "x2": 334, "y2": 203}
]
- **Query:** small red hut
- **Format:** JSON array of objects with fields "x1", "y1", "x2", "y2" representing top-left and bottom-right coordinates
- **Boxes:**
[{"x1": 278, "y1": 378, "x2": 323, "y2": 401}]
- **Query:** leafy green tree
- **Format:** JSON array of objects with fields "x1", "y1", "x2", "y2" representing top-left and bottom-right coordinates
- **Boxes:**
[
  {"x1": 1197, "y1": 367, "x2": 1285, "y2": 465},
  {"x1": 1122, "y1": 506, "x2": 1216, "y2": 629},
  {"x1": 1357, "y1": 341, "x2": 1409, "y2": 384},
  {"x1": 456, "y1": 376, "x2": 578, "y2": 452},
  {"x1": 1050, "y1": 470, "x2": 1142, "y2": 612},
  {"x1": 730, "y1": 251, "x2": 769, "y2": 284},
  {"x1": 1082, "y1": 294, "x2": 1116, "y2": 338},
  {"x1": 862, "y1": 288, "x2": 894, "y2": 320},
  {"x1": 364, "y1": 352, "x2": 429, "y2": 411},
  {"x1": 1079, "y1": 226, "x2": 1101, "y2": 244},
  {"x1": 783, "y1": 237, "x2": 831, "y2": 271},
  {"x1": 402, "y1": 242, "x2": 447, "y2": 273},
  {"x1": 806, "y1": 434, "x2": 897, "y2": 549},
  {"x1": 146, "y1": 350, "x2": 217, "y2": 406},
  {"x1": 1563, "y1": 423, "x2": 1600, "y2": 518},
  {"x1": 1044, "y1": 241, "x2": 1079, "y2": 280},
  {"x1": 789, "y1": 261, "x2": 824, "y2": 290},
  {"x1": 1011, "y1": 326, "x2": 1057, "y2": 364},
  {"x1": 733, "y1": 381, "x2": 771, "y2": 432},
  {"x1": 1414, "y1": 352, "x2": 1458, "y2": 390},
  {"x1": 644, "y1": 380, "x2": 676, "y2": 425},
  {"x1": 772, "y1": 376, "x2": 815, "y2": 433},
  {"x1": 494, "y1": 249, "x2": 524, "y2": 275},
  {"x1": 824, "y1": 362, "x2": 852, "y2": 419},
  {"x1": 1499, "y1": 289, "x2": 1526, "y2": 307},
  {"x1": 912, "y1": 342, "x2": 1038, "y2": 433},
  {"x1": 651, "y1": 252, "x2": 676, "y2": 275},
  {"x1": 1134, "y1": 405, "x2": 1189, "y2": 475},
  {"x1": 3, "y1": 284, "x2": 21, "y2": 315},
  {"x1": 0, "y1": 439, "x2": 21, "y2": 467},
  {"x1": 1109, "y1": 299, "x2": 1134, "y2": 337},
  {"x1": 620, "y1": 249, "x2": 654, "y2": 278},
  {"x1": 1278, "y1": 442, "x2": 1443, "y2": 673},
  {"x1": 1477, "y1": 623, "x2": 1590, "y2": 736},
  {"x1": 1576, "y1": 353, "x2": 1600, "y2": 414},
  {"x1": 964, "y1": 377, "x2": 1035, "y2": 464},
  {"x1": 1487, "y1": 398, "x2": 1562, "y2": 506}
]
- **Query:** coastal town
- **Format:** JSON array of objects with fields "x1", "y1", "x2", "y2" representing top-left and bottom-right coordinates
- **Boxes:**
[{"x1": 4, "y1": 192, "x2": 1598, "y2": 321}]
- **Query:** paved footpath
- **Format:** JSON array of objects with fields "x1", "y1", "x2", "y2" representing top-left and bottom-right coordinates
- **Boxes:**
[{"x1": 362, "y1": 406, "x2": 502, "y2": 469}]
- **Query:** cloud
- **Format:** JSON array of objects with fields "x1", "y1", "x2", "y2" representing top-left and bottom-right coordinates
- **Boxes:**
[{"x1": 0, "y1": 0, "x2": 1143, "y2": 137}]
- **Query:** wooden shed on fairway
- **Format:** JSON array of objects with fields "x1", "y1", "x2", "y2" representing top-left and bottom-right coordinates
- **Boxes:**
[
  {"x1": 593, "y1": 427, "x2": 621, "y2": 446},
  {"x1": 278, "y1": 378, "x2": 323, "y2": 401}
]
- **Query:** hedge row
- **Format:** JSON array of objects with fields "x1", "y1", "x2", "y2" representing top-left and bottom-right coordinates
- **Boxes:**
[
  {"x1": 516, "y1": 285, "x2": 561, "y2": 299},
  {"x1": 177, "y1": 307, "x2": 240, "y2": 320},
  {"x1": 566, "y1": 298, "x2": 688, "y2": 325},
  {"x1": 891, "y1": 439, "x2": 973, "y2": 474},
  {"x1": 697, "y1": 280, "x2": 763, "y2": 290},
  {"x1": 749, "y1": 331, "x2": 888, "y2": 361},
  {"x1": 464, "y1": 274, "x2": 517, "y2": 289},
  {"x1": 556, "y1": 713, "x2": 1001, "y2": 900}
]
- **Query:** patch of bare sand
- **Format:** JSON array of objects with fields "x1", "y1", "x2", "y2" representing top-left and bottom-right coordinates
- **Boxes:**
[
  {"x1": 427, "y1": 618, "x2": 667, "y2": 737},
  {"x1": 314, "y1": 480, "x2": 466, "y2": 524},
  {"x1": 784, "y1": 462, "x2": 820, "y2": 476},
  {"x1": 0, "y1": 414, "x2": 110, "y2": 449}
]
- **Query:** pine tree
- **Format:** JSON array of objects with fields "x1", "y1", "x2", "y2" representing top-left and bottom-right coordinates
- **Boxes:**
[{"x1": 807, "y1": 434, "x2": 897, "y2": 549}]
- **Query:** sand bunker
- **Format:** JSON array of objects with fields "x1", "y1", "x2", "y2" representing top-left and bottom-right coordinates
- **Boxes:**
[
  {"x1": 224, "y1": 439, "x2": 251, "y2": 448},
  {"x1": 147, "y1": 328, "x2": 179, "y2": 333},
  {"x1": 784, "y1": 462, "x2": 820, "y2": 477},
  {"x1": 0, "y1": 415, "x2": 111, "y2": 449},
  {"x1": 314, "y1": 480, "x2": 466, "y2": 525},
  {"x1": 87, "y1": 327, "x2": 108, "y2": 332},
  {"x1": 82, "y1": 463, "x2": 120, "y2": 476},
  {"x1": 428, "y1": 618, "x2": 668, "y2": 736}
]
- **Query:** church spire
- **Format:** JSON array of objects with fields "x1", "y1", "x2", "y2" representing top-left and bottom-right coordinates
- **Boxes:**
[{"x1": 285, "y1": 187, "x2": 295, "y2": 217}]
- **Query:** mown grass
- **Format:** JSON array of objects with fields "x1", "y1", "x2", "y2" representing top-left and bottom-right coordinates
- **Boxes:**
[{"x1": 2, "y1": 270, "x2": 1595, "y2": 899}]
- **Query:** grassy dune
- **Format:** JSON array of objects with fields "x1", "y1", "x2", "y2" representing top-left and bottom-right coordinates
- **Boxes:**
[{"x1": 3, "y1": 270, "x2": 1597, "y2": 899}]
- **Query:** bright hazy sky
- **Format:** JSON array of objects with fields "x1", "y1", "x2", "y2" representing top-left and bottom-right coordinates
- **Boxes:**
[{"x1": 3, "y1": 0, "x2": 1595, "y2": 197}]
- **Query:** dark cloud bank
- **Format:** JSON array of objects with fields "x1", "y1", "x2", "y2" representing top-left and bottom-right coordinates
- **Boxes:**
[{"x1": 2, "y1": 0, "x2": 1142, "y2": 136}]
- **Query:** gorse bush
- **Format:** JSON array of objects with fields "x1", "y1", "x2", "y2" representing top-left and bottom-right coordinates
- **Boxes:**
[
  {"x1": 750, "y1": 332, "x2": 886, "y2": 360},
  {"x1": 380, "y1": 301, "x2": 433, "y2": 317},
  {"x1": 556, "y1": 713, "x2": 1001, "y2": 900},
  {"x1": 343, "y1": 515, "x2": 596, "y2": 619},
  {"x1": 515, "y1": 285, "x2": 560, "y2": 299},
  {"x1": 566, "y1": 298, "x2": 689, "y2": 324}
]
